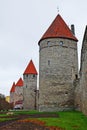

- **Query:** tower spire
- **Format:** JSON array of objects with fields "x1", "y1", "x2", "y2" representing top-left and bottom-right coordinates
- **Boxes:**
[{"x1": 57, "y1": 6, "x2": 59, "y2": 13}]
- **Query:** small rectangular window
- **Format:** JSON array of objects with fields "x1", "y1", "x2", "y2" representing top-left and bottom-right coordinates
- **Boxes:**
[
  {"x1": 75, "y1": 74, "x2": 78, "y2": 79},
  {"x1": 48, "y1": 60, "x2": 50, "y2": 65},
  {"x1": 33, "y1": 75, "x2": 35, "y2": 78},
  {"x1": 59, "y1": 41, "x2": 63, "y2": 45},
  {"x1": 23, "y1": 75, "x2": 25, "y2": 79},
  {"x1": 47, "y1": 41, "x2": 51, "y2": 46}
]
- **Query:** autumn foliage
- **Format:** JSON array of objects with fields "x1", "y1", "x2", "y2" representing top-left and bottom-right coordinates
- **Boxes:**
[{"x1": 0, "y1": 96, "x2": 13, "y2": 111}]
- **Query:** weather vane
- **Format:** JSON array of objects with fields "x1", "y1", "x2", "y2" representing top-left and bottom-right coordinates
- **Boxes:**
[{"x1": 57, "y1": 6, "x2": 59, "y2": 13}]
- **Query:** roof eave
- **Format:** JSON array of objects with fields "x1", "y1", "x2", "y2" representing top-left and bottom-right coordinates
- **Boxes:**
[
  {"x1": 38, "y1": 36, "x2": 78, "y2": 45},
  {"x1": 23, "y1": 72, "x2": 38, "y2": 75}
]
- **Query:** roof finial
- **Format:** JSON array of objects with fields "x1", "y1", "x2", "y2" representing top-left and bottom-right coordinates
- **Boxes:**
[{"x1": 57, "y1": 6, "x2": 59, "y2": 14}]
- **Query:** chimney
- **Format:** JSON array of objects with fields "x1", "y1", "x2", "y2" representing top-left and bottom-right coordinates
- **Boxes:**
[{"x1": 71, "y1": 24, "x2": 75, "y2": 35}]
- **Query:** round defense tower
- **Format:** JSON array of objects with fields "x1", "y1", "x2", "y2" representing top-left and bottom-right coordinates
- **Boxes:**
[{"x1": 38, "y1": 14, "x2": 78, "y2": 111}]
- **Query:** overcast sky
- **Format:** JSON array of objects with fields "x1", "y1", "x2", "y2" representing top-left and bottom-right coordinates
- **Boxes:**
[{"x1": 0, "y1": 0, "x2": 87, "y2": 96}]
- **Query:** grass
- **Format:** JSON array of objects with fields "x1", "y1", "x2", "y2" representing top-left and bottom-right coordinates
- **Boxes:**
[
  {"x1": 0, "y1": 114, "x2": 8, "y2": 117},
  {"x1": 0, "y1": 118, "x2": 15, "y2": 122},
  {"x1": 0, "y1": 110, "x2": 87, "y2": 129},
  {"x1": 12, "y1": 110, "x2": 58, "y2": 115},
  {"x1": 37, "y1": 111, "x2": 87, "y2": 130}
]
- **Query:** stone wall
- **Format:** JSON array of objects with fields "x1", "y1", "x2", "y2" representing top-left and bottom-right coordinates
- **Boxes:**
[
  {"x1": 79, "y1": 44, "x2": 87, "y2": 115},
  {"x1": 10, "y1": 92, "x2": 14, "y2": 104},
  {"x1": 74, "y1": 78, "x2": 82, "y2": 111}
]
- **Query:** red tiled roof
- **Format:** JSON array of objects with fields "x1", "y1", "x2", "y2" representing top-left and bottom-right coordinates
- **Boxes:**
[
  {"x1": 23, "y1": 60, "x2": 38, "y2": 75},
  {"x1": 38, "y1": 14, "x2": 78, "y2": 44},
  {"x1": 15, "y1": 78, "x2": 23, "y2": 87},
  {"x1": 10, "y1": 82, "x2": 15, "y2": 93}
]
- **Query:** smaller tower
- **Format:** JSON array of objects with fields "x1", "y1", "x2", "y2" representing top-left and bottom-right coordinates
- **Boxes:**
[
  {"x1": 23, "y1": 60, "x2": 38, "y2": 110},
  {"x1": 10, "y1": 82, "x2": 15, "y2": 108},
  {"x1": 14, "y1": 78, "x2": 23, "y2": 109}
]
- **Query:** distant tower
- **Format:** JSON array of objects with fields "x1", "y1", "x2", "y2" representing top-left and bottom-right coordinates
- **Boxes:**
[
  {"x1": 79, "y1": 26, "x2": 87, "y2": 115},
  {"x1": 23, "y1": 60, "x2": 38, "y2": 110},
  {"x1": 14, "y1": 78, "x2": 23, "y2": 109},
  {"x1": 10, "y1": 82, "x2": 15, "y2": 107},
  {"x1": 38, "y1": 14, "x2": 78, "y2": 111}
]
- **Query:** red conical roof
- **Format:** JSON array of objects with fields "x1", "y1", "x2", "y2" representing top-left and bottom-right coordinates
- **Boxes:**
[
  {"x1": 15, "y1": 78, "x2": 23, "y2": 87},
  {"x1": 23, "y1": 60, "x2": 38, "y2": 75},
  {"x1": 38, "y1": 14, "x2": 78, "y2": 44},
  {"x1": 10, "y1": 82, "x2": 15, "y2": 93}
]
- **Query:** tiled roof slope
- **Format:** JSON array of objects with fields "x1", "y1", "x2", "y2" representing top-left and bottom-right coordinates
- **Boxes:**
[
  {"x1": 38, "y1": 14, "x2": 78, "y2": 44},
  {"x1": 23, "y1": 60, "x2": 38, "y2": 75},
  {"x1": 10, "y1": 82, "x2": 15, "y2": 93},
  {"x1": 15, "y1": 78, "x2": 23, "y2": 87}
]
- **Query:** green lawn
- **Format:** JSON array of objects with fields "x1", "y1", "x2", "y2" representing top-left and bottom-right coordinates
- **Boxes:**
[
  {"x1": 0, "y1": 110, "x2": 87, "y2": 130},
  {"x1": 12, "y1": 110, "x2": 58, "y2": 115},
  {"x1": 38, "y1": 111, "x2": 87, "y2": 130},
  {"x1": 0, "y1": 118, "x2": 15, "y2": 122}
]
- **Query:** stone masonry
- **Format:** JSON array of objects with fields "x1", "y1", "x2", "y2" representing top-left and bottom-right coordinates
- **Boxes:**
[
  {"x1": 23, "y1": 60, "x2": 38, "y2": 110},
  {"x1": 39, "y1": 37, "x2": 78, "y2": 111},
  {"x1": 38, "y1": 14, "x2": 79, "y2": 112},
  {"x1": 10, "y1": 14, "x2": 87, "y2": 116},
  {"x1": 38, "y1": 14, "x2": 87, "y2": 115},
  {"x1": 75, "y1": 26, "x2": 87, "y2": 115}
]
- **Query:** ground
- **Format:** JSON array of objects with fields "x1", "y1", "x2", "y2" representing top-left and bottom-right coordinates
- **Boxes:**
[{"x1": 0, "y1": 113, "x2": 63, "y2": 130}]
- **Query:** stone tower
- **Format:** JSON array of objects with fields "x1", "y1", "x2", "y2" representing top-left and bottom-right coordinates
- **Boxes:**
[
  {"x1": 38, "y1": 14, "x2": 78, "y2": 111},
  {"x1": 14, "y1": 78, "x2": 23, "y2": 109},
  {"x1": 10, "y1": 82, "x2": 15, "y2": 107},
  {"x1": 23, "y1": 60, "x2": 38, "y2": 110},
  {"x1": 79, "y1": 26, "x2": 87, "y2": 115}
]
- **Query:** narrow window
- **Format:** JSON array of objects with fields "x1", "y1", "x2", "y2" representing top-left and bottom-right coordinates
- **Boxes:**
[
  {"x1": 47, "y1": 41, "x2": 51, "y2": 46},
  {"x1": 48, "y1": 60, "x2": 50, "y2": 66},
  {"x1": 23, "y1": 75, "x2": 25, "y2": 79},
  {"x1": 75, "y1": 74, "x2": 78, "y2": 79},
  {"x1": 65, "y1": 92, "x2": 68, "y2": 94},
  {"x1": 33, "y1": 75, "x2": 35, "y2": 78},
  {"x1": 59, "y1": 41, "x2": 63, "y2": 45}
]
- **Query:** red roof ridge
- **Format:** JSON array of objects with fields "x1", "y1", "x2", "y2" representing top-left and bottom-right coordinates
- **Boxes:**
[
  {"x1": 15, "y1": 78, "x2": 23, "y2": 87},
  {"x1": 10, "y1": 82, "x2": 15, "y2": 93},
  {"x1": 23, "y1": 60, "x2": 38, "y2": 75},
  {"x1": 38, "y1": 14, "x2": 78, "y2": 44}
]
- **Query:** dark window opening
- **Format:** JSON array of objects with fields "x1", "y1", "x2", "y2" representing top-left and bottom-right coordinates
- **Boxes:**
[
  {"x1": 33, "y1": 75, "x2": 35, "y2": 78},
  {"x1": 26, "y1": 74, "x2": 28, "y2": 77},
  {"x1": 48, "y1": 60, "x2": 50, "y2": 66},
  {"x1": 23, "y1": 75, "x2": 25, "y2": 79},
  {"x1": 59, "y1": 41, "x2": 63, "y2": 45},
  {"x1": 65, "y1": 92, "x2": 68, "y2": 94},
  {"x1": 47, "y1": 41, "x2": 51, "y2": 46},
  {"x1": 75, "y1": 74, "x2": 78, "y2": 79}
]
